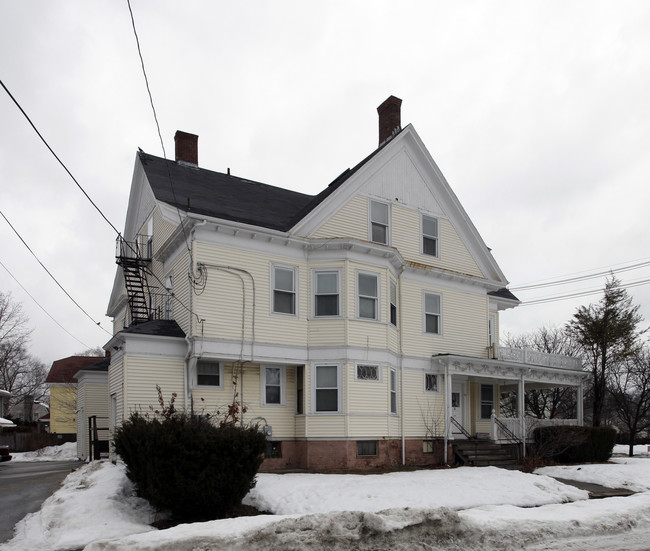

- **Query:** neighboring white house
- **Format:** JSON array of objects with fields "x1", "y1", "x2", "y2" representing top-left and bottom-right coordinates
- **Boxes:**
[
  {"x1": 106, "y1": 96, "x2": 585, "y2": 471},
  {"x1": 75, "y1": 357, "x2": 110, "y2": 460}
]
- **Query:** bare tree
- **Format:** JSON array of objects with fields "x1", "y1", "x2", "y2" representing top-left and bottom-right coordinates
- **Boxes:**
[
  {"x1": 502, "y1": 326, "x2": 578, "y2": 419},
  {"x1": 609, "y1": 345, "x2": 650, "y2": 457},
  {"x1": 0, "y1": 292, "x2": 48, "y2": 417},
  {"x1": 566, "y1": 276, "x2": 645, "y2": 426}
]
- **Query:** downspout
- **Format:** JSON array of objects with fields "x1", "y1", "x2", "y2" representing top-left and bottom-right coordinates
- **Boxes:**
[
  {"x1": 184, "y1": 219, "x2": 207, "y2": 413},
  {"x1": 444, "y1": 362, "x2": 449, "y2": 464},
  {"x1": 398, "y1": 267, "x2": 405, "y2": 465}
]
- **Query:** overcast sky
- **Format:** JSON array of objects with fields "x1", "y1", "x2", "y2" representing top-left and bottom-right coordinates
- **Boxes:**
[{"x1": 1, "y1": 1, "x2": 649, "y2": 367}]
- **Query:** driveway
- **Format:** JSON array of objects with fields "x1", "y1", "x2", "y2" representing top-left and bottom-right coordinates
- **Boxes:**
[{"x1": 0, "y1": 460, "x2": 82, "y2": 543}]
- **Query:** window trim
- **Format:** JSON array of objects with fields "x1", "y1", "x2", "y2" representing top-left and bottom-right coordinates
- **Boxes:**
[
  {"x1": 423, "y1": 291, "x2": 442, "y2": 335},
  {"x1": 488, "y1": 314, "x2": 497, "y2": 348},
  {"x1": 425, "y1": 373, "x2": 439, "y2": 393},
  {"x1": 312, "y1": 269, "x2": 341, "y2": 318},
  {"x1": 312, "y1": 363, "x2": 341, "y2": 414},
  {"x1": 389, "y1": 279, "x2": 398, "y2": 327},
  {"x1": 357, "y1": 440, "x2": 378, "y2": 457},
  {"x1": 421, "y1": 214, "x2": 439, "y2": 258},
  {"x1": 390, "y1": 368, "x2": 398, "y2": 414},
  {"x1": 195, "y1": 360, "x2": 224, "y2": 389},
  {"x1": 369, "y1": 199, "x2": 390, "y2": 245},
  {"x1": 271, "y1": 264, "x2": 298, "y2": 317},
  {"x1": 261, "y1": 365, "x2": 286, "y2": 406},
  {"x1": 356, "y1": 271, "x2": 380, "y2": 321},
  {"x1": 355, "y1": 363, "x2": 380, "y2": 382}
]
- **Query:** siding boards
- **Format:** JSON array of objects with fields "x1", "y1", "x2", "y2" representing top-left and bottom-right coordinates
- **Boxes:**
[
  {"x1": 124, "y1": 356, "x2": 184, "y2": 415},
  {"x1": 108, "y1": 357, "x2": 124, "y2": 427},
  {"x1": 402, "y1": 369, "x2": 445, "y2": 438},
  {"x1": 311, "y1": 195, "x2": 367, "y2": 240}
]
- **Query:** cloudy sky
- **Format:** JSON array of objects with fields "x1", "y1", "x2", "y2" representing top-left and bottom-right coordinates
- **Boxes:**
[{"x1": 1, "y1": 1, "x2": 649, "y2": 367}]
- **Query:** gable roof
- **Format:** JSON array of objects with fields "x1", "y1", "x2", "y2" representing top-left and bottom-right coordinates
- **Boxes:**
[
  {"x1": 138, "y1": 133, "x2": 394, "y2": 233},
  {"x1": 46, "y1": 356, "x2": 106, "y2": 384}
]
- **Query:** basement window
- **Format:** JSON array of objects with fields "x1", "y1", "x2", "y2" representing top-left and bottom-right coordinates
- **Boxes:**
[
  {"x1": 357, "y1": 441, "x2": 378, "y2": 456},
  {"x1": 265, "y1": 441, "x2": 282, "y2": 459}
]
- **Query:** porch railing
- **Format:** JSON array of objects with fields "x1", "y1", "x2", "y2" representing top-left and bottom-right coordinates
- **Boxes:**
[
  {"x1": 492, "y1": 416, "x2": 579, "y2": 443},
  {"x1": 493, "y1": 346, "x2": 581, "y2": 370}
]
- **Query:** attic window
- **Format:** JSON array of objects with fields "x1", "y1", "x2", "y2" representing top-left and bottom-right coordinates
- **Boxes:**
[
  {"x1": 422, "y1": 215, "x2": 438, "y2": 257},
  {"x1": 370, "y1": 200, "x2": 389, "y2": 245}
]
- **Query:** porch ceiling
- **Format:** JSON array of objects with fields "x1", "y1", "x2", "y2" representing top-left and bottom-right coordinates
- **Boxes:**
[{"x1": 433, "y1": 354, "x2": 586, "y2": 387}]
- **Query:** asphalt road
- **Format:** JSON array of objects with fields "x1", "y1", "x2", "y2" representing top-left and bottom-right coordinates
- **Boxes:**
[{"x1": 0, "y1": 459, "x2": 82, "y2": 544}]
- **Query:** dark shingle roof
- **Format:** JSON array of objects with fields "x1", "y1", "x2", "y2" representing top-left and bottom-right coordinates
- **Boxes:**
[
  {"x1": 46, "y1": 356, "x2": 106, "y2": 383},
  {"x1": 488, "y1": 288, "x2": 520, "y2": 302},
  {"x1": 139, "y1": 132, "x2": 396, "y2": 232},
  {"x1": 121, "y1": 319, "x2": 186, "y2": 338},
  {"x1": 77, "y1": 357, "x2": 110, "y2": 372}
]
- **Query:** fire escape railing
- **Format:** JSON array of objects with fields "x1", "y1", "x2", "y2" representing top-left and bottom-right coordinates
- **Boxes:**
[{"x1": 116, "y1": 235, "x2": 156, "y2": 326}]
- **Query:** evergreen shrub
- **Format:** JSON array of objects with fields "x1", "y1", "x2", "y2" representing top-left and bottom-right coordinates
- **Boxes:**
[
  {"x1": 113, "y1": 398, "x2": 266, "y2": 522},
  {"x1": 532, "y1": 425, "x2": 616, "y2": 463}
]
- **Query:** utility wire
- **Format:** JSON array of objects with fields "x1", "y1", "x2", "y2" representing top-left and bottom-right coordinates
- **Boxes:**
[
  {"x1": 0, "y1": 209, "x2": 112, "y2": 335},
  {"x1": 511, "y1": 259, "x2": 650, "y2": 291},
  {"x1": 520, "y1": 277, "x2": 650, "y2": 306},
  {"x1": 0, "y1": 79, "x2": 121, "y2": 237},
  {"x1": 0, "y1": 258, "x2": 93, "y2": 349}
]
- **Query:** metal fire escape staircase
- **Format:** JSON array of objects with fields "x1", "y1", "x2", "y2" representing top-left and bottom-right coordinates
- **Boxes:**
[{"x1": 116, "y1": 235, "x2": 153, "y2": 325}]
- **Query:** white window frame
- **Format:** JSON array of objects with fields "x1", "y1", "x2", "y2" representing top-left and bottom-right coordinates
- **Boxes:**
[
  {"x1": 195, "y1": 360, "x2": 224, "y2": 389},
  {"x1": 165, "y1": 273, "x2": 173, "y2": 320},
  {"x1": 425, "y1": 373, "x2": 439, "y2": 392},
  {"x1": 390, "y1": 368, "x2": 398, "y2": 414},
  {"x1": 313, "y1": 269, "x2": 341, "y2": 318},
  {"x1": 271, "y1": 264, "x2": 297, "y2": 316},
  {"x1": 488, "y1": 314, "x2": 497, "y2": 348},
  {"x1": 110, "y1": 393, "x2": 117, "y2": 429},
  {"x1": 357, "y1": 271, "x2": 379, "y2": 321},
  {"x1": 369, "y1": 200, "x2": 390, "y2": 245},
  {"x1": 423, "y1": 291, "x2": 442, "y2": 335},
  {"x1": 355, "y1": 363, "x2": 380, "y2": 382},
  {"x1": 421, "y1": 214, "x2": 439, "y2": 258},
  {"x1": 389, "y1": 280, "x2": 398, "y2": 327},
  {"x1": 261, "y1": 365, "x2": 286, "y2": 406},
  {"x1": 146, "y1": 217, "x2": 153, "y2": 258},
  {"x1": 481, "y1": 384, "x2": 495, "y2": 420},
  {"x1": 312, "y1": 364, "x2": 341, "y2": 414}
]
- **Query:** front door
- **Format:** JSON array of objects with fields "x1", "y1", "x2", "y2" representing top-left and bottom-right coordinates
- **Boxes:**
[{"x1": 451, "y1": 382, "x2": 466, "y2": 438}]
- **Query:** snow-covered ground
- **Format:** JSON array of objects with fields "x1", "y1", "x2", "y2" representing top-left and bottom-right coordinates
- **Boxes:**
[
  {"x1": 9, "y1": 441, "x2": 78, "y2": 462},
  {"x1": 1, "y1": 443, "x2": 650, "y2": 550}
]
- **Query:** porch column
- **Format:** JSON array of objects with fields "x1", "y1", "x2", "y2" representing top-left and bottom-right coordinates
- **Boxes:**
[
  {"x1": 444, "y1": 364, "x2": 451, "y2": 464},
  {"x1": 518, "y1": 374, "x2": 526, "y2": 458},
  {"x1": 577, "y1": 381, "x2": 584, "y2": 426}
]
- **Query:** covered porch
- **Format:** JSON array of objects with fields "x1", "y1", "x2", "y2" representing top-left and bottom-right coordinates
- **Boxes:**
[{"x1": 434, "y1": 347, "x2": 586, "y2": 462}]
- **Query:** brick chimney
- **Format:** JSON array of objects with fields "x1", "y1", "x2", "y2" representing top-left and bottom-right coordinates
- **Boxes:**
[
  {"x1": 377, "y1": 95, "x2": 402, "y2": 147},
  {"x1": 174, "y1": 130, "x2": 198, "y2": 166}
]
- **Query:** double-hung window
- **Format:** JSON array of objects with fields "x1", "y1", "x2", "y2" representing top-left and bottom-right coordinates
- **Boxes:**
[
  {"x1": 390, "y1": 368, "x2": 397, "y2": 414},
  {"x1": 196, "y1": 361, "x2": 222, "y2": 388},
  {"x1": 314, "y1": 271, "x2": 339, "y2": 317},
  {"x1": 425, "y1": 373, "x2": 439, "y2": 392},
  {"x1": 314, "y1": 364, "x2": 339, "y2": 412},
  {"x1": 272, "y1": 266, "x2": 296, "y2": 315},
  {"x1": 424, "y1": 292, "x2": 441, "y2": 334},
  {"x1": 422, "y1": 215, "x2": 438, "y2": 257},
  {"x1": 357, "y1": 272, "x2": 378, "y2": 320},
  {"x1": 389, "y1": 280, "x2": 397, "y2": 326},
  {"x1": 370, "y1": 200, "x2": 389, "y2": 244},
  {"x1": 262, "y1": 366, "x2": 285, "y2": 406},
  {"x1": 481, "y1": 384, "x2": 494, "y2": 419}
]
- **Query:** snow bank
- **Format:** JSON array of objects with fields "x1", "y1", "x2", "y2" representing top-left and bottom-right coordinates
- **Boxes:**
[
  {"x1": 242, "y1": 466, "x2": 587, "y2": 515},
  {"x1": 10, "y1": 441, "x2": 78, "y2": 462},
  {"x1": 536, "y1": 457, "x2": 650, "y2": 492},
  {"x1": 612, "y1": 444, "x2": 650, "y2": 456},
  {"x1": 1, "y1": 462, "x2": 156, "y2": 551}
]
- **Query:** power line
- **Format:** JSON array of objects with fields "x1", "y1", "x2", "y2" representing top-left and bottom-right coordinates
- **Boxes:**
[
  {"x1": 520, "y1": 277, "x2": 650, "y2": 307},
  {"x1": 0, "y1": 209, "x2": 112, "y2": 335},
  {"x1": 0, "y1": 79, "x2": 121, "y2": 237},
  {"x1": 0, "y1": 258, "x2": 93, "y2": 349}
]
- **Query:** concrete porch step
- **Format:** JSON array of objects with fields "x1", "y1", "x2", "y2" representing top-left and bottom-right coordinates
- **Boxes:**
[{"x1": 453, "y1": 440, "x2": 519, "y2": 468}]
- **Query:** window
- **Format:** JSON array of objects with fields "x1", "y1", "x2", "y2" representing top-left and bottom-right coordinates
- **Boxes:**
[
  {"x1": 390, "y1": 369, "x2": 397, "y2": 414},
  {"x1": 423, "y1": 440, "x2": 434, "y2": 454},
  {"x1": 272, "y1": 266, "x2": 296, "y2": 315},
  {"x1": 296, "y1": 366, "x2": 304, "y2": 414},
  {"x1": 424, "y1": 292, "x2": 441, "y2": 334},
  {"x1": 314, "y1": 365, "x2": 339, "y2": 412},
  {"x1": 356, "y1": 364, "x2": 379, "y2": 381},
  {"x1": 357, "y1": 272, "x2": 378, "y2": 320},
  {"x1": 262, "y1": 366, "x2": 285, "y2": 405},
  {"x1": 425, "y1": 373, "x2": 438, "y2": 392},
  {"x1": 146, "y1": 217, "x2": 153, "y2": 258},
  {"x1": 488, "y1": 314, "x2": 496, "y2": 348},
  {"x1": 314, "y1": 271, "x2": 339, "y2": 317},
  {"x1": 370, "y1": 200, "x2": 389, "y2": 244},
  {"x1": 481, "y1": 384, "x2": 494, "y2": 419},
  {"x1": 197, "y1": 361, "x2": 222, "y2": 387},
  {"x1": 265, "y1": 441, "x2": 282, "y2": 458},
  {"x1": 357, "y1": 441, "x2": 378, "y2": 456},
  {"x1": 110, "y1": 394, "x2": 117, "y2": 429},
  {"x1": 389, "y1": 280, "x2": 397, "y2": 327},
  {"x1": 165, "y1": 274, "x2": 173, "y2": 320},
  {"x1": 422, "y1": 215, "x2": 438, "y2": 257}
]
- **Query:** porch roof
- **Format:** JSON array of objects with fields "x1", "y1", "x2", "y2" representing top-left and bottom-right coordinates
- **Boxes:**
[{"x1": 433, "y1": 354, "x2": 586, "y2": 387}]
